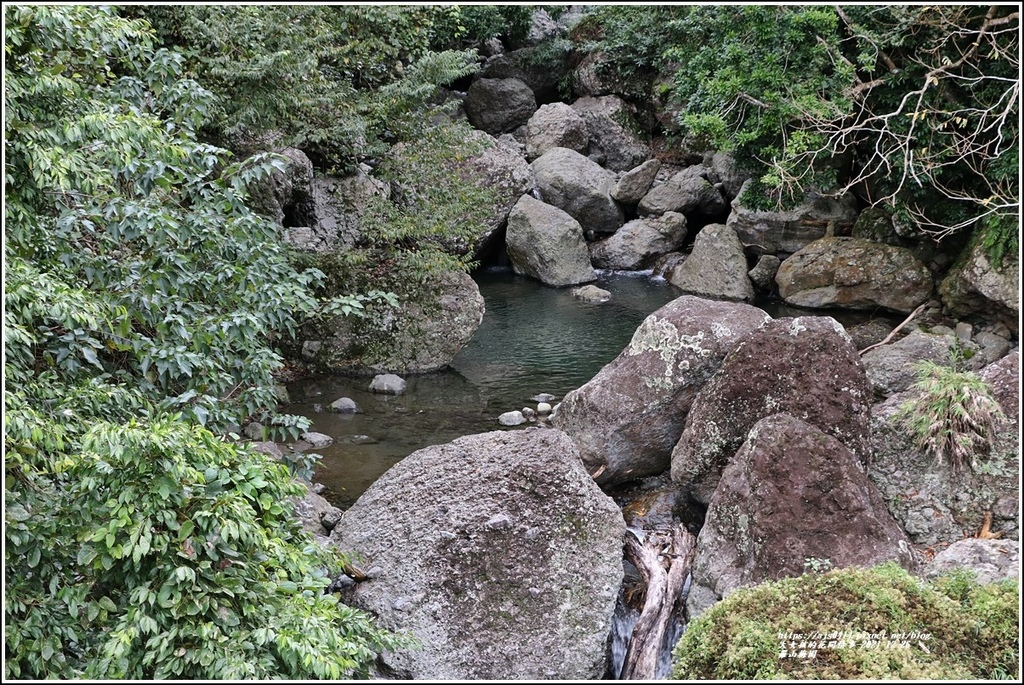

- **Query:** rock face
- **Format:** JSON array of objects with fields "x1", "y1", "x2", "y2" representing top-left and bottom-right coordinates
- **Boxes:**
[
  {"x1": 297, "y1": 270, "x2": 485, "y2": 374},
  {"x1": 939, "y1": 240, "x2": 1020, "y2": 335},
  {"x1": 570, "y1": 95, "x2": 649, "y2": 172},
  {"x1": 248, "y1": 146, "x2": 314, "y2": 227},
  {"x1": 668, "y1": 223, "x2": 755, "y2": 302},
  {"x1": 671, "y1": 316, "x2": 873, "y2": 504},
  {"x1": 747, "y1": 254, "x2": 781, "y2": 291},
  {"x1": 284, "y1": 166, "x2": 388, "y2": 252},
  {"x1": 506, "y1": 194, "x2": 596, "y2": 287},
  {"x1": 477, "y1": 45, "x2": 572, "y2": 104},
  {"x1": 776, "y1": 237, "x2": 934, "y2": 313},
  {"x1": 329, "y1": 429, "x2": 625, "y2": 679},
  {"x1": 924, "y1": 539, "x2": 1020, "y2": 585},
  {"x1": 611, "y1": 159, "x2": 661, "y2": 204},
  {"x1": 869, "y1": 350, "x2": 1019, "y2": 545},
  {"x1": 638, "y1": 166, "x2": 728, "y2": 218},
  {"x1": 465, "y1": 77, "x2": 538, "y2": 134},
  {"x1": 555, "y1": 296, "x2": 772, "y2": 486},
  {"x1": 524, "y1": 103, "x2": 589, "y2": 160},
  {"x1": 861, "y1": 329, "x2": 969, "y2": 398},
  {"x1": 531, "y1": 147, "x2": 624, "y2": 234},
  {"x1": 687, "y1": 413, "x2": 915, "y2": 618},
  {"x1": 727, "y1": 184, "x2": 859, "y2": 256},
  {"x1": 588, "y1": 212, "x2": 687, "y2": 271}
]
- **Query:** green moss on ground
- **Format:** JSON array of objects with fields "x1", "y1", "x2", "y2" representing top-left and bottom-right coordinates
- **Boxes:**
[{"x1": 673, "y1": 563, "x2": 1019, "y2": 680}]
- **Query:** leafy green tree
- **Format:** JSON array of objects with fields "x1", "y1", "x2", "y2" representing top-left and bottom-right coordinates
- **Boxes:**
[
  {"x1": 130, "y1": 4, "x2": 479, "y2": 172},
  {"x1": 5, "y1": 5, "x2": 401, "y2": 678}
]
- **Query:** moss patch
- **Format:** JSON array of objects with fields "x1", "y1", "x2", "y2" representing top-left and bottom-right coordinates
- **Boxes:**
[{"x1": 673, "y1": 563, "x2": 1019, "y2": 680}]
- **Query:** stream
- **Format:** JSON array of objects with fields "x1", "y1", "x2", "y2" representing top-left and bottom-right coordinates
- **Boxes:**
[{"x1": 285, "y1": 268, "x2": 681, "y2": 508}]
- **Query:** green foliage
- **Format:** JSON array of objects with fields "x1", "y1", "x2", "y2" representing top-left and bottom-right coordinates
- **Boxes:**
[
  {"x1": 893, "y1": 361, "x2": 1005, "y2": 472},
  {"x1": 429, "y1": 4, "x2": 536, "y2": 49},
  {"x1": 132, "y1": 5, "x2": 479, "y2": 172},
  {"x1": 582, "y1": 5, "x2": 1019, "y2": 235},
  {"x1": 673, "y1": 563, "x2": 1019, "y2": 680},
  {"x1": 5, "y1": 5, "x2": 402, "y2": 678}
]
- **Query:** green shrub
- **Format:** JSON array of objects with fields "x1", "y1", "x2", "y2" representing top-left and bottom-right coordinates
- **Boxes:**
[
  {"x1": 893, "y1": 361, "x2": 1005, "y2": 472},
  {"x1": 673, "y1": 564, "x2": 1019, "y2": 680}
]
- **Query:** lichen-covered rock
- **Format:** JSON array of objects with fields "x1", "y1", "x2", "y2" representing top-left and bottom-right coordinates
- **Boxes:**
[
  {"x1": 869, "y1": 350, "x2": 1019, "y2": 545},
  {"x1": 524, "y1": 103, "x2": 589, "y2": 160},
  {"x1": 247, "y1": 146, "x2": 314, "y2": 227},
  {"x1": 671, "y1": 316, "x2": 873, "y2": 504},
  {"x1": 588, "y1": 212, "x2": 687, "y2": 271},
  {"x1": 295, "y1": 270, "x2": 485, "y2": 374},
  {"x1": 531, "y1": 147, "x2": 624, "y2": 234},
  {"x1": 939, "y1": 239, "x2": 1019, "y2": 336},
  {"x1": 728, "y1": 182, "x2": 859, "y2": 256},
  {"x1": 776, "y1": 237, "x2": 934, "y2": 313},
  {"x1": 465, "y1": 77, "x2": 538, "y2": 134},
  {"x1": 329, "y1": 429, "x2": 625, "y2": 679},
  {"x1": 638, "y1": 165, "x2": 728, "y2": 218},
  {"x1": 924, "y1": 538, "x2": 1019, "y2": 585},
  {"x1": 687, "y1": 413, "x2": 915, "y2": 618},
  {"x1": 611, "y1": 159, "x2": 661, "y2": 204},
  {"x1": 506, "y1": 194, "x2": 596, "y2": 287},
  {"x1": 668, "y1": 223, "x2": 755, "y2": 302},
  {"x1": 554, "y1": 297, "x2": 771, "y2": 486},
  {"x1": 570, "y1": 95, "x2": 649, "y2": 172}
]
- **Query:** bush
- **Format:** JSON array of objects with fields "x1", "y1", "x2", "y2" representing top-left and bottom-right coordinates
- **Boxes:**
[
  {"x1": 893, "y1": 361, "x2": 1005, "y2": 472},
  {"x1": 672, "y1": 563, "x2": 1019, "y2": 680}
]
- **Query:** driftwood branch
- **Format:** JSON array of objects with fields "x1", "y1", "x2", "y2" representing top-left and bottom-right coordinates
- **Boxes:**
[
  {"x1": 620, "y1": 526, "x2": 697, "y2": 680},
  {"x1": 858, "y1": 302, "x2": 928, "y2": 356}
]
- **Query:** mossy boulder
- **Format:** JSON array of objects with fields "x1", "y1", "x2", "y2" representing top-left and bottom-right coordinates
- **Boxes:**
[{"x1": 673, "y1": 563, "x2": 1019, "y2": 680}]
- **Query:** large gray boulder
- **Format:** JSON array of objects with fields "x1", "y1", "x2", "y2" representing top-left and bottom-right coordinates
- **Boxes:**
[
  {"x1": 611, "y1": 159, "x2": 661, "y2": 204},
  {"x1": 477, "y1": 45, "x2": 572, "y2": 104},
  {"x1": 570, "y1": 95, "x2": 649, "y2": 172},
  {"x1": 531, "y1": 147, "x2": 624, "y2": 234},
  {"x1": 869, "y1": 350, "x2": 1019, "y2": 545},
  {"x1": 329, "y1": 429, "x2": 625, "y2": 679},
  {"x1": 554, "y1": 296, "x2": 771, "y2": 486},
  {"x1": 939, "y1": 239, "x2": 1019, "y2": 336},
  {"x1": 727, "y1": 182, "x2": 859, "y2": 256},
  {"x1": 465, "y1": 77, "x2": 538, "y2": 135},
  {"x1": 524, "y1": 103, "x2": 589, "y2": 160},
  {"x1": 668, "y1": 223, "x2": 755, "y2": 302},
  {"x1": 671, "y1": 316, "x2": 873, "y2": 504},
  {"x1": 588, "y1": 212, "x2": 687, "y2": 271},
  {"x1": 776, "y1": 237, "x2": 934, "y2": 313},
  {"x1": 638, "y1": 165, "x2": 728, "y2": 218},
  {"x1": 506, "y1": 194, "x2": 596, "y2": 287},
  {"x1": 687, "y1": 413, "x2": 915, "y2": 618},
  {"x1": 296, "y1": 270, "x2": 485, "y2": 374}
]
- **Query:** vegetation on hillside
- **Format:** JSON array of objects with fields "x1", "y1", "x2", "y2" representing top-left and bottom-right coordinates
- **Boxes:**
[{"x1": 576, "y1": 5, "x2": 1019, "y2": 248}]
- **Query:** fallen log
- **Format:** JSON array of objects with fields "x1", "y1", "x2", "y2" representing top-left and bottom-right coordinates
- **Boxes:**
[{"x1": 620, "y1": 525, "x2": 696, "y2": 680}]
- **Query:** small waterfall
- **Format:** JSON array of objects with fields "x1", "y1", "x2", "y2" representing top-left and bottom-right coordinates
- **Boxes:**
[{"x1": 607, "y1": 592, "x2": 640, "y2": 679}]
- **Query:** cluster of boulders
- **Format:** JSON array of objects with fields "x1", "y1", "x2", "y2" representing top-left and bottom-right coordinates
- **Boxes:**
[{"x1": 247, "y1": 8, "x2": 1019, "y2": 680}]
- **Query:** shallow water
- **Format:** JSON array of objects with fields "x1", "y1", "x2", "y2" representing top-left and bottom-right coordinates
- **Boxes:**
[{"x1": 285, "y1": 269, "x2": 680, "y2": 508}]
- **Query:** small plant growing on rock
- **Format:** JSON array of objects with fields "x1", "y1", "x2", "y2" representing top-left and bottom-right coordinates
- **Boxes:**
[
  {"x1": 803, "y1": 557, "x2": 833, "y2": 574},
  {"x1": 893, "y1": 360, "x2": 1004, "y2": 472}
]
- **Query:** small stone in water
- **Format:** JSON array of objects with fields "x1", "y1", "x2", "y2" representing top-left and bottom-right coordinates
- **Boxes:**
[
  {"x1": 498, "y1": 410, "x2": 527, "y2": 426},
  {"x1": 530, "y1": 393, "x2": 557, "y2": 403},
  {"x1": 522, "y1": 407, "x2": 537, "y2": 420},
  {"x1": 329, "y1": 396, "x2": 358, "y2": 413},
  {"x1": 536, "y1": 402, "x2": 552, "y2": 414}
]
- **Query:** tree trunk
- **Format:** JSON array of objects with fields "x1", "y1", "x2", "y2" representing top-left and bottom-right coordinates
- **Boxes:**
[{"x1": 620, "y1": 525, "x2": 697, "y2": 680}]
